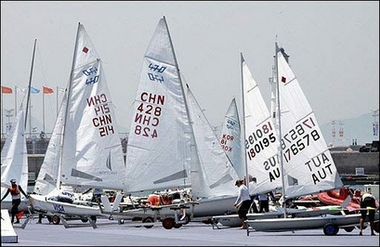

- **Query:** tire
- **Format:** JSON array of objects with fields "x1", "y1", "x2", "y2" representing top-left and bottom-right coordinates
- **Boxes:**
[
  {"x1": 52, "y1": 215, "x2": 60, "y2": 225},
  {"x1": 90, "y1": 216, "x2": 97, "y2": 223},
  {"x1": 375, "y1": 222, "x2": 379, "y2": 233},
  {"x1": 343, "y1": 226, "x2": 355, "y2": 232},
  {"x1": 81, "y1": 218, "x2": 89, "y2": 223},
  {"x1": 356, "y1": 224, "x2": 368, "y2": 230},
  {"x1": 323, "y1": 223, "x2": 339, "y2": 236},
  {"x1": 174, "y1": 223, "x2": 182, "y2": 228},
  {"x1": 143, "y1": 217, "x2": 154, "y2": 229},
  {"x1": 162, "y1": 218, "x2": 174, "y2": 230}
]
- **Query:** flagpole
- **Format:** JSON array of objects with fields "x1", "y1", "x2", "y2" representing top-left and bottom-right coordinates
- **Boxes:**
[
  {"x1": 56, "y1": 86, "x2": 58, "y2": 117},
  {"x1": 15, "y1": 86, "x2": 17, "y2": 117},
  {"x1": 1, "y1": 91, "x2": 3, "y2": 135}
]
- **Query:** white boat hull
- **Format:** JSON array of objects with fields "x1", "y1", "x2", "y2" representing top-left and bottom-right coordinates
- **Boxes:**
[
  {"x1": 248, "y1": 212, "x2": 379, "y2": 232},
  {"x1": 30, "y1": 194, "x2": 102, "y2": 217},
  {"x1": 193, "y1": 196, "x2": 237, "y2": 218},
  {"x1": 213, "y1": 205, "x2": 345, "y2": 227},
  {"x1": 109, "y1": 195, "x2": 237, "y2": 222}
]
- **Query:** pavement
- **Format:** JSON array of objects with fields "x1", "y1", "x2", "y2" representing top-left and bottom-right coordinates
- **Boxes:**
[{"x1": 2, "y1": 215, "x2": 379, "y2": 246}]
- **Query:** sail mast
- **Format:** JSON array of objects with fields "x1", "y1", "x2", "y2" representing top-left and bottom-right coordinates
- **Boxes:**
[
  {"x1": 162, "y1": 16, "x2": 196, "y2": 190},
  {"x1": 56, "y1": 22, "x2": 80, "y2": 189},
  {"x1": 25, "y1": 39, "x2": 37, "y2": 133},
  {"x1": 240, "y1": 53, "x2": 249, "y2": 192},
  {"x1": 274, "y1": 42, "x2": 286, "y2": 218}
]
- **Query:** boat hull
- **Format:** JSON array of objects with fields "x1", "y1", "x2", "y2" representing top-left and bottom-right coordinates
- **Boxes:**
[
  {"x1": 213, "y1": 205, "x2": 344, "y2": 227},
  {"x1": 248, "y1": 212, "x2": 379, "y2": 232},
  {"x1": 111, "y1": 195, "x2": 237, "y2": 221},
  {"x1": 30, "y1": 194, "x2": 102, "y2": 217},
  {"x1": 193, "y1": 196, "x2": 237, "y2": 218}
]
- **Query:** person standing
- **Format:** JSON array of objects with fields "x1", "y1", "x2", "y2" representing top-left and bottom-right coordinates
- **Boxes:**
[
  {"x1": 243, "y1": 175, "x2": 258, "y2": 213},
  {"x1": 1, "y1": 179, "x2": 29, "y2": 224},
  {"x1": 234, "y1": 179, "x2": 251, "y2": 229},
  {"x1": 258, "y1": 191, "x2": 275, "y2": 213},
  {"x1": 359, "y1": 191, "x2": 377, "y2": 236}
]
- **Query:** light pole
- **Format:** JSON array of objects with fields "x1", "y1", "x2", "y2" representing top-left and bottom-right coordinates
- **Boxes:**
[{"x1": 5, "y1": 109, "x2": 14, "y2": 134}]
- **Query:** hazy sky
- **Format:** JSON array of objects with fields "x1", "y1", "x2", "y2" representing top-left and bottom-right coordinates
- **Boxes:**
[{"x1": 1, "y1": 1, "x2": 379, "y2": 136}]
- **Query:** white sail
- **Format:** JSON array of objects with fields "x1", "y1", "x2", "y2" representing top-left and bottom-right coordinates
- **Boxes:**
[
  {"x1": 241, "y1": 53, "x2": 282, "y2": 195},
  {"x1": 33, "y1": 92, "x2": 67, "y2": 195},
  {"x1": 1, "y1": 103, "x2": 28, "y2": 200},
  {"x1": 219, "y1": 98, "x2": 244, "y2": 178},
  {"x1": 185, "y1": 85, "x2": 239, "y2": 198},
  {"x1": 59, "y1": 23, "x2": 125, "y2": 190},
  {"x1": 124, "y1": 17, "x2": 194, "y2": 193},
  {"x1": 275, "y1": 44, "x2": 343, "y2": 198}
]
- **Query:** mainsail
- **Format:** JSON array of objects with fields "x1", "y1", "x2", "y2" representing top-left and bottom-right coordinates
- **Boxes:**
[
  {"x1": 58, "y1": 23, "x2": 125, "y2": 190},
  {"x1": 2, "y1": 39, "x2": 36, "y2": 199},
  {"x1": 275, "y1": 43, "x2": 343, "y2": 199},
  {"x1": 124, "y1": 16, "x2": 194, "y2": 193},
  {"x1": 241, "y1": 53, "x2": 282, "y2": 196},
  {"x1": 34, "y1": 92, "x2": 67, "y2": 195},
  {"x1": 185, "y1": 84, "x2": 239, "y2": 198},
  {"x1": 219, "y1": 98, "x2": 244, "y2": 178}
]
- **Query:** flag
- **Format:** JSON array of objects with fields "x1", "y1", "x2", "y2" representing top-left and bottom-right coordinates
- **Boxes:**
[
  {"x1": 1, "y1": 86, "x2": 12, "y2": 94},
  {"x1": 30, "y1": 86, "x2": 40, "y2": 94},
  {"x1": 43, "y1": 86, "x2": 54, "y2": 94}
]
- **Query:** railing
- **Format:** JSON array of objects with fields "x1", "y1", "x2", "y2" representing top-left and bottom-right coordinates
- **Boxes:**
[{"x1": 1, "y1": 135, "x2": 129, "y2": 155}]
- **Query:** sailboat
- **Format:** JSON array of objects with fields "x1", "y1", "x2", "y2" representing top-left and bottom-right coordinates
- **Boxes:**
[
  {"x1": 244, "y1": 43, "x2": 378, "y2": 235},
  {"x1": 1, "y1": 39, "x2": 37, "y2": 213},
  {"x1": 30, "y1": 23, "x2": 126, "y2": 227},
  {"x1": 1, "y1": 102, "x2": 29, "y2": 212},
  {"x1": 108, "y1": 17, "x2": 239, "y2": 227},
  {"x1": 212, "y1": 52, "x2": 347, "y2": 228},
  {"x1": 219, "y1": 98, "x2": 244, "y2": 178},
  {"x1": 184, "y1": 83, "x2": 240, "y2": 217}
]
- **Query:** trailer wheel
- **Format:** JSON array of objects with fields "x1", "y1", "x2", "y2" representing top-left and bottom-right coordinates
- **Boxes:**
[
  {"x1": 323, "y1": 223, "x2": 339, "y2": 236},
  {"x1": 343, "y1": 226, "x2": 355, "y2": 232},
  {"x1": 52, "y1": 215, "x2": 60, "y2": 225},
  {"x1": 174, "y1": 223, "x2": 182, "y2": 228},
  {"x1": 90, "y1": 216, "x2": 97, "y2": 223},
  {"x1": 143, "y1": 217, "x2": 154, "y2": 228},
  {"x1": 162, "y1": 218, "x2": 174, "y2": 229},
  {"x1": 81, "y1": 218, "x2": 89, "y2": 223}
]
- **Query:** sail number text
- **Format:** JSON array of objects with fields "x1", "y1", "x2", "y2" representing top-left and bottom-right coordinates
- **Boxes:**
[
  {"x1": 246, "y1": 121, "x2": 276, "y2": 160},
  {"x1": 147, "y1": 63, "x2": 166, "y2": 83},
  {"x1": 132, "y1": 92, "x2": 164, "y2": 138},
  {"x1": 87, "y1": 93, "x2": 115, "y2": 137},
  {"x1": 84, "y1": 64, "x2": 115, "y2": 137},
  {"x1": 281, "y1": 117, "x2": 320, "y2": 162},
  {"x1": 220, "y1": 119, "x2": 238, "y2": 152}
]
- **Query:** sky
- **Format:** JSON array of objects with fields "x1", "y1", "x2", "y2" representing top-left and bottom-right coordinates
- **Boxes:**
[{"x1": 1, "y1": 1, "x2": 379, "y2": 141}]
